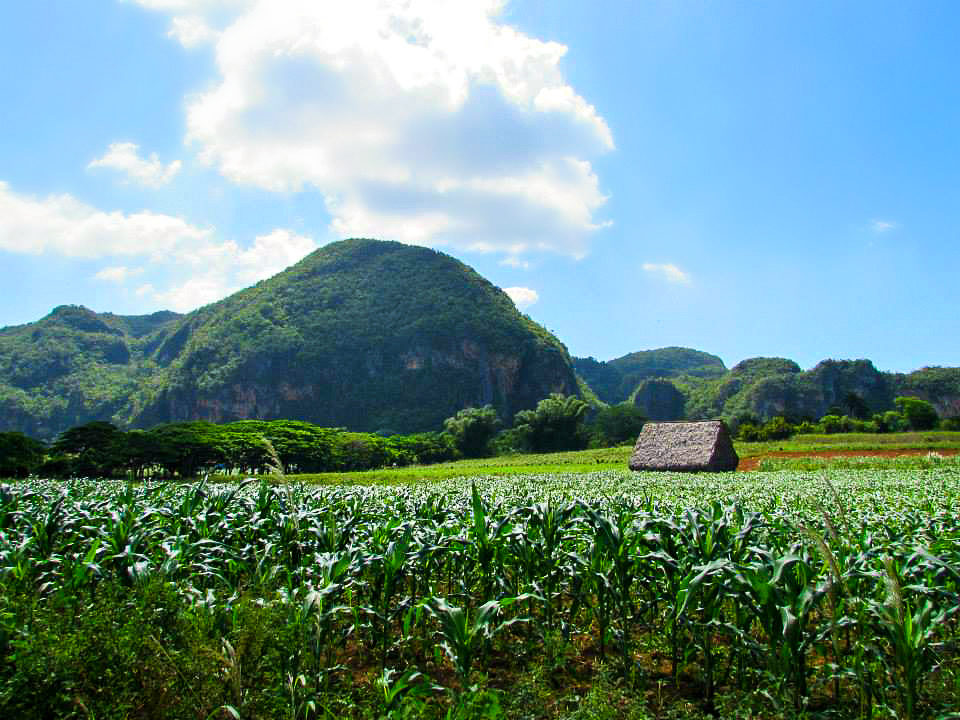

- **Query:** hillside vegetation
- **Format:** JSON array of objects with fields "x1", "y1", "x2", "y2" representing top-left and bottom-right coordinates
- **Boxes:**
[
  {"x1": 0, "y1": 240, "x2": 577, "y2": 439},
  {"x1": 577, "y1": 350, "x2": 960, "y2": 426}
]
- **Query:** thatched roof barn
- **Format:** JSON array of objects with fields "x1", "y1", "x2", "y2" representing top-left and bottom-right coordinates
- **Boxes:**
[{"x1": 628, "y1": 420, "x2": 739, "y2": 472}]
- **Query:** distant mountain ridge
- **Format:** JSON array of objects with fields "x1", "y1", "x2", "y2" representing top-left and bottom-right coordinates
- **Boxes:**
[
  {"x1": 3, "y1": 238, "x2": 960, "y2": 440},
  {"x1": 0, "y1": 239, "x2": 577, "y2": 439},
  {"x1": 575, "y1": 350, "x2": 960, "y2": 423}
]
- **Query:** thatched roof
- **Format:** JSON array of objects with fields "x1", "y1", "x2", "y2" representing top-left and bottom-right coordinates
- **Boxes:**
[{"x1": 628, "y1": 420, "x2": 739, "y2": 472}]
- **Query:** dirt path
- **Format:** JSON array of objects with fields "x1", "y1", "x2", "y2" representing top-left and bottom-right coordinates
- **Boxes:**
[{"x1": 737, "y1": 448, "x2": 960, "y2": 471}]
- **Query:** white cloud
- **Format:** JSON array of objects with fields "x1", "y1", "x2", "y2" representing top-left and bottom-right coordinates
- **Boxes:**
[
  {"x1": 93, "y1": 266, "x2": 144, "y2": 283},
  {"x1": 167, "y1": 15, "x2": 219, "y2": 47},
  {"x1": 500, "y1": 256, "x2": 530, "y2": 270},
  {"x1": 0, "y1": 180, "x2": 210, "y2": 258},
  {"x1": 133, "y1": 0, "x2": 613, "y2": 259},
  {"x1": 871, "y1": 219, "x2": 898, "y2": 233},
  {"x1": 503, "y1": 286, "x2": 539, "y2": 310},
  {"x1": 642, "y1": 262, "x2": 691, "y2": 286},
  {"x1": 0, "y1": 180, "x2": 318, "y2": 312},
  {"x1": 88, "y1": 142, "x2": 182, "y2": 187}
]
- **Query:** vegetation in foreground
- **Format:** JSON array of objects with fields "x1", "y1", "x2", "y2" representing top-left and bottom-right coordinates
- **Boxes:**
[{"x1": 0, "y1": 471, "x2": 958, "y2": 719}]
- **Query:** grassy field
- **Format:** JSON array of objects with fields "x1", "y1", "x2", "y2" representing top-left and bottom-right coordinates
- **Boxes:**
[
  {"x1": 735, "y1": 430, "x2": 960, "y2": 457},
  {"x1": 265, "y1": 431, "x2": 960, "y2": 485}
]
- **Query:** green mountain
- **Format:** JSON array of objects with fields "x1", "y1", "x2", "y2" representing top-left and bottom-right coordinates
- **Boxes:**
[
  {"x1": 575, "y1": 349, "x2": 960, "y2": 424},
  {"x1": 573, "y1": 347, "x2": 727, "y2": 407},
  {"x1": 0, "y1": 239, "x2": 578, "y2": 439}
]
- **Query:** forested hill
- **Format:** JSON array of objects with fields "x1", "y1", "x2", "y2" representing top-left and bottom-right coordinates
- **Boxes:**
[
  {"x1": 574, "y1": 347, "x2": 727, "y2": 405},
  {"x1": 0, "y1": 239, "x2": 578, "y2": 439},
  {"x1": 576, "y1": 349, "x2": 960, "y2": 424}
]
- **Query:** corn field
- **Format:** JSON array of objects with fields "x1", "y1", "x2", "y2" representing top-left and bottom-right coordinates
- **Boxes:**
[{"x1": 0, "y1": 471, "x2": 958, "y2": 719}]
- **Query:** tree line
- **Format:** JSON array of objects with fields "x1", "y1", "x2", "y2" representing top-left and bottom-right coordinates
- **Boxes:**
[
  {"x1": 733, "y1": 395, "x2": 952, "y2": 441},
  {"x1": 6, "y1": 391, "x2": 945, "y2": 478},
  {"x1": 0, "y1": 395, "x2": 647, "y2": 479}
]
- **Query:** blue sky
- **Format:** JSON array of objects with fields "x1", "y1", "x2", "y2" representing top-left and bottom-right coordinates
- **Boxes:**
[{"x1": 1, "y1": 1, "x2": 958, "y2": 373}]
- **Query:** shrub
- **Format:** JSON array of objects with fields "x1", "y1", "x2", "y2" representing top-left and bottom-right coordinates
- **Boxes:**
[
  {"x1": 941, "y1": 416, "x2": 960, "y2": 431},
  {"x1": 894, "y1": 396, "x2": 940, "y2": 431},
  {"x1": 443, "y1": 405, "x2": 501, "y2": 458},
  {"x1": 761, "y1": 416, "x2": 794, "y2": 441},
  {"x1": 513, "y1": 394, "x2": 589, "y2": 452},
  {"x1": 819, "y1": 415, "x2": 844, "y2": 434},
  {"x1": 589, "y1": 404, "x2": 646, "y2": 447}
]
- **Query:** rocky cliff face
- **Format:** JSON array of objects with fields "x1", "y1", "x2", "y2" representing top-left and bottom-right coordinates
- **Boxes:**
[{"x1": 139, "y1": 332, "x2": 576, "y2": 433}]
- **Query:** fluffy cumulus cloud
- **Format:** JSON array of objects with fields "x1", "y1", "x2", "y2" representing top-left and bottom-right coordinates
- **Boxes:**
[
  {"x1": 642, "y1": 262, "x2": 691, "y2": 286},
  {"x1": 133, "y1": 0, "x2": 613, "y2": 258},
  {"x1": 0, "y1": 181, "x2": 317, "y2": 311},
  {"x1": 88, "y1": 142, "x2": 182, "y2": 187},
  {"x1": 503, "y1": 286, "x2": 539, "y2": 310}
]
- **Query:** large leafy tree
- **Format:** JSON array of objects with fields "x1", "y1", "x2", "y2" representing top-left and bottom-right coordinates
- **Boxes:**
[
  {"x1": 513, "y1": 394, "x2": 589, "y2": 452},
  {"x1": 49, "y1": 421, "x2": 126, "y2": 477},
  {"x1": 443, "y1": 405, "x2": 501, "y2": 458}
]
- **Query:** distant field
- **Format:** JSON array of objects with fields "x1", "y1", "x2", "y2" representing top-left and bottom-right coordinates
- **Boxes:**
[
  {"x1": 736, "y1": 430, "x2": 960, "y2": 457},
  {"x1": 275, "y1": 431, "x2": 960, "y2": 484}
]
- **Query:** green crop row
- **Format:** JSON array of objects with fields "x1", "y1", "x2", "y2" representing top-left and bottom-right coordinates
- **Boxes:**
[{"x1": 0, "y1": 471, "x2": 958, "y2": 719}]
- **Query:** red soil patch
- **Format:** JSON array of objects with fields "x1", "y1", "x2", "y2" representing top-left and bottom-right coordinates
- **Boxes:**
[{"x1": 737, "y1": 448, "x2": 960, "y2": 471}]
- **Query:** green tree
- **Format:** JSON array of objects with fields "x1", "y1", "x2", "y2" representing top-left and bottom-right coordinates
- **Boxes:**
[
  {"x1": 590, "y1": 404, "x2": 646, "y2": 447},
  {"x1": 842, "y1": 391, "x2": 871, "y2": 420},
  {"x1": 144, "y1": 422, "x2": 226, "y2": 477},
  {"x1": 443, "y1": 405, "x2": 501, "y2": 458},
  {"x1": 0, "y1": 432, "x2": 46, "y2": 478},
  {"x1": 513, "y1": 394, "x2": 589, "y2": 452},
  {"x1": 49, "y1": 421, "x2": 126, "y2": 477},
  {"x1": 894, "y1": 396, "x2": 939, "y2": 431}
]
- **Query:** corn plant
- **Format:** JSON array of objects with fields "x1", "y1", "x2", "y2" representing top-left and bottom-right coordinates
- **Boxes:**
[{"x1": 426, "y1": 595, "x2": 530, "y2": 691}]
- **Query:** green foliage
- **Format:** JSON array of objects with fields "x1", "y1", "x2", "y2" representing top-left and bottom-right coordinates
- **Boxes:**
[
  {"x1": 443, "y1": 405, "x2": 500, "y2": 458},
  {"x1": 46, "y1": 421, "x2": 127, "y2": 477},
  {"x1": 0, "y1": 240, "x2": 579, "y2": 440},
  {"x1": 135, "y1": 239, "x2": 578, "y2": 435},
  {"x1": 632, "y1": 378, "x2": 686, "y2": 421},
  {"x1": 0, "y1": 432, "x2": 46, "y2": 478},
  {"x1": 512, "y1": 394, "x2": 589, "y2": 452},
  {"x1": 1, "y1": 473, "x2": 959, "y2": 717},
  {"x1": 895, "y1": 396, "x2": 940, "y2": 431},
  {"x1": 588, "y1": 404, "x2": 645, "y2": 447},
  {"x1": 574, "y1": 347, "x2": 725, "y2": 405},
  {"x1": 737, "y1": 415, "x2": 795, "y2": 441},
  {"x1": 10, "y1": 418, "x2": 461, "y2": 479}
]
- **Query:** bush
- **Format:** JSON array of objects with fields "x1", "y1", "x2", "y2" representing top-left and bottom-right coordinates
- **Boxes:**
[
  {"x1": 894, "y1": 396, "x2": 940, "y2": 431},
  {"x1": 819, "y1": 414, "x2": 844, "y2": 434},
  {"x1": 941, "y1": 416, "x2": 960, "y2": 431},
  {"x1": 443, "y1": 405, "x2": 501, "y2": 458},
  {"x1": 761, "y1": 416, "x2": 794, "y2": 441},
  {"x1": 513, "y1": 394, "x2": 589, "y2": 452},
  {"x1": 737, "y1": 416, "x2": 796, "y2": 442},
  {"x1": 589, "y1": 404, "x2": 646, "y2": 447}
]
